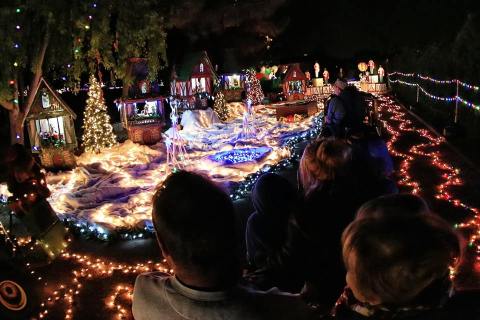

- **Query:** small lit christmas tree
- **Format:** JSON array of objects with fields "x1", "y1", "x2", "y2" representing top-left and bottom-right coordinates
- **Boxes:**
[
  {"x1": 82, "y1": 75, "x2": 117, "y2": 153},
  {"x1": 245, "y1": 69, "x2": 264, "y2": 105},
  {"x1": 213, "y1": 90, "x2": 229, "y2": 121}
]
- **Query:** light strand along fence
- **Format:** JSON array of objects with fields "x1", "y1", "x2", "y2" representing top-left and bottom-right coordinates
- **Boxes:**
[{"x1": 389, "y1": 72, "x2": 480, "y2": 124}]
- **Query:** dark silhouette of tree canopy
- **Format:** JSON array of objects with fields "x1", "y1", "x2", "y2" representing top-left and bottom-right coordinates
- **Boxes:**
[{"x1": 0, "y1": 0, "x2": 167, "y2": 144}]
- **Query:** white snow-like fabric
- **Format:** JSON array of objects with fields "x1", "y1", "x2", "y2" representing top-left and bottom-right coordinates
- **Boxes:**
[
  {"x1": 0, "y1": 105, "x2": 322, "y2": 234},
  {"x1": 180, "y1": 108, "x2": 221, "y2": 131}
]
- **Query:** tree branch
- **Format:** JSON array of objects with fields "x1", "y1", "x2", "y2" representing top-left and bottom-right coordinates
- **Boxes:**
[
  {"x1": 21, "y1": 26, "x2": 51, "y2": 123},
  {"x1": 0, "y1": 99, "x2": 17, "y2": 112}
]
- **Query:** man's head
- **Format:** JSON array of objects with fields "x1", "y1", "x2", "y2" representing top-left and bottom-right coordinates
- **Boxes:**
[
  {"x1": 152, "y1": 171, "x2": 238, "y2": 284},
  {"x1": 342, "y1": 214, "x2": 462, "y2": 306},
  {"x1": 333, "y1": 78, "x2": 347, "y2": 95}
]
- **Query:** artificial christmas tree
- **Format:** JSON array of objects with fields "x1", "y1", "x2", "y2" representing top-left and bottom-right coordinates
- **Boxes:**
[
  {"x1": 245, "y1": 69, "x2": 264, "y2": 105},
  {"x1": 82, "y1": 75, "x2": 117, "y2": 153},
  {"x1": 213, "y1": 90, "x2": 229, "y2": 121}
]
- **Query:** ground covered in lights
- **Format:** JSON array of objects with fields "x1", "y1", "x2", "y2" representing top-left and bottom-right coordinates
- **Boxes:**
[
  {"x1": 3, "y1": 95, "x2": 480, "y2": 319},
  {"x1": 1, "y1": 103, "x2": 320, "y2": 240}
]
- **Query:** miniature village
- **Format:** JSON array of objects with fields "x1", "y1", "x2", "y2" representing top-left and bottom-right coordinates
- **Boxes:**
[{"x1": 3, "y1": 54, "x2": 388, "y2": 239}]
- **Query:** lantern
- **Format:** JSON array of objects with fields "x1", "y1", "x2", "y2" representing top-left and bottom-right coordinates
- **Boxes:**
[{"x1": 358, "y1": 62, "x2": 368, "y2": 72}]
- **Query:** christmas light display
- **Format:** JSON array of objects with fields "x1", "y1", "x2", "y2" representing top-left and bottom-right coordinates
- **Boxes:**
[
  {"x1": 237, "y1": 99, "x2": 257, "y2": 140},
  {"x1": 213, "y1": 90, "x2": 229, "y2": 121},
  {"x1": 36, "y1": 252, "x2": 171, "y2": 319},
  {"x1": 245, "y1": 69, "x2": 264, "y2": 105},
  {"x1": 165, "y1": 100, "x2": 188, "y2": 172},
  {"x1": 390, "y1": 72, "x2": 480, "y2": 91},
  {"x1": 4, "y1": 94, "x2": 480, "y2": 320},
  {"x1": 82, "y1": 75, "x2": 117, "y2": 153},
  {"x1": 389, "y1": 73, "x2": 480, "y2": 110},
  {"x1": 376, "y1": 95, "x2": 480, "y2": 267},
  {"x1": 208, "y1": 147, "x2": 272, "y2": 165}
]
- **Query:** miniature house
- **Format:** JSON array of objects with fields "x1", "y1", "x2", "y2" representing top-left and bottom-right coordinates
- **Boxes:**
[
  {"x1": 116, "y1": 58, "x2": 166, "y2": 145},
  {"x1": 170, "y1": 51, "x2": 218, "y2": 108},
  {"x1": 282, "y1": 64, "x2": 308, "y2": 101},
  {"x1": 219, "y1": 73, "x2": 245, "y2": 102},
  {"x1": 26, "y1": 78, "x2": 77, "y2": 169}
]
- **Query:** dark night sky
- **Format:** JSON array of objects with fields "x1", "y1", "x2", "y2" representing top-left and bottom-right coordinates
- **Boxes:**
[{"x1": 166, "y1": 0, "x2": 477, "y2": 68}]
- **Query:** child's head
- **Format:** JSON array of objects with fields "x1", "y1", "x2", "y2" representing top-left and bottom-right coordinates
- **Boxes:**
[
  {"x1": 356, "y1": 193, "x2": 430, "y2": 220},
  {"x1": 299, "y1": 137, "x2": 353, "y2": 194},
  {"x1": 342, "y1": 214, "x2": 461, "y2": 306}
]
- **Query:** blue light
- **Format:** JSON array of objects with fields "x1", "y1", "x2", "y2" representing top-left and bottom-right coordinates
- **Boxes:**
[{"x1": 208, "y1": 147, "x2": 272, "y2": 165}]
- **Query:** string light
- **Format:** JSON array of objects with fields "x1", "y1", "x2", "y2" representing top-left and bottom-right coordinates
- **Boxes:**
[
  {"x1": 390, "y1": 72, "x2": 480, "y2": 91},
  {"x1": 376, "y1": 95, "x2": 480, "y2": 267},
  {"x1": 37, "y1": 253, "x2": 170, "y2": 319},
  {"x1": 82, "y1": 74, "x2": 118, "y2": 153},
  {"x1": 245, "y1": 69, "x2": 264, "y2": 105},
  {"x1": 389, "y1": 79, "x2": 457, "y2": 102},
  {"x1": 389, "y1": 73, "x2": 480, "y2": 111}
]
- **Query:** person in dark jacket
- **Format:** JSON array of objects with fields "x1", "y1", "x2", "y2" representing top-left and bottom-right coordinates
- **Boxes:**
[
  {"x1": 295, "y1": 138, "x2": 363, "y2": 308},
  {"x1": 331, "y1": 213, "x2": 480, "y2": 320},
  {"x1": 245, "y1": 173, "x2": 304, "y2": 292},
  {"x1": 325, "y1": 79, "x2": 368, "y2": 138}
]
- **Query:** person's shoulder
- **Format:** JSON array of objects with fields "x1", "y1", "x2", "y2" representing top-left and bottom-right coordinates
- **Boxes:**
[
  {"x1": 134, "y1": 271, "x2": 171, "y2": 292},
  {"x1": 245, "y1": 286, "x2": 316, "y2": 319},
  {"x1": 133, "y1": 272, "x2": 172, "y2": 320}
]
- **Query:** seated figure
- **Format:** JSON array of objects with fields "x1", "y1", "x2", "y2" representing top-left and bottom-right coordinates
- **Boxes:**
[
  {"x1": 333, "y1": 213, "x2": 480, "y2": 319},
  {"x1": 132, "y1": 170, "x2": 315, "y2": 320}
]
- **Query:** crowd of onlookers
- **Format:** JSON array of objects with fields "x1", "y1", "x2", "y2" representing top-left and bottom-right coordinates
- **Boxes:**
[
  {"x1": 132, "y1": 81, "x2": 478, "y2": 319},
  {"x1": 5, "y1": 81, "x2": 479, "y2": 319}
]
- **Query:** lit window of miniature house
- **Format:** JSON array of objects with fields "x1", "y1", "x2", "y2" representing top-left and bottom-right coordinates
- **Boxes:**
[{"x1": 25, "y1": 78, "x2": 77, "y2": 169}]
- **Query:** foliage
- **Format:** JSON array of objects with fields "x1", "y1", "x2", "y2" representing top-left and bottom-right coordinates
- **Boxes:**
[
  {"x1": 0, "y1": 1, "x2": 168, "y2": 105},
  {"x1": 82, "y1": 75, "x2": 117, "y2": 153}
]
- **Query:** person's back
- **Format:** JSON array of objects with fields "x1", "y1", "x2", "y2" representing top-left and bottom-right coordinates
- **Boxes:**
[
  {"x1": 134, "y1": 272, "x2": 315, "y2": 320},
  {"x1": 133, "y1": 171, "x2": 315, "y2": 320},
  {"x1": 339, "y1": 86, "x2": 367, "y2": 132}
]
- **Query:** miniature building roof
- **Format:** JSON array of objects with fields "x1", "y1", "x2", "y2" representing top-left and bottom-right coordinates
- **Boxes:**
[
  {"x1": 26, "y1": 78, "x2": 77, "y2": 120},
  {"x1": 172, "y1": 51, "x2": 218, "y2": 82},
  {"x1": 283, "y1": 63, "x2": 308, "y2": 82}
]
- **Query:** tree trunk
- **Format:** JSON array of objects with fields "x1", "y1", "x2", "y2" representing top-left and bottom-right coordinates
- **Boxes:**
[{"x1": 8, "y1": 108, "x2": 25, "y2": 145}]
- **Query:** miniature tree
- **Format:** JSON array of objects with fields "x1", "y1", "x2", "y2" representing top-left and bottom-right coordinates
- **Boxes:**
[
  {"x1": 245, "y1": 69, "x2": 264, "y2": 105},
  {"x1": 213, "y1": 90, "x2": 229, "y2": 121},
  {"x1": 82, "y1": 75, "x2": 117, "y2": 153}
]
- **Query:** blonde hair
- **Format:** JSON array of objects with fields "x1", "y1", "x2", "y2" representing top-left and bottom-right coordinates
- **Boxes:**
[{"x1": 298, "y1": 137, "x2": 353, "y2": 195}]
